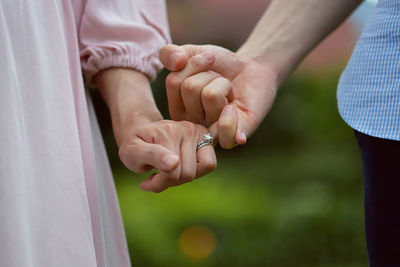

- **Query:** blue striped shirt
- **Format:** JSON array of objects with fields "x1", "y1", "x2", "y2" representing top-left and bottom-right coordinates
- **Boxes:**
[{"x1": 337, "y1": 0, "x2": 400, "y2": 141}]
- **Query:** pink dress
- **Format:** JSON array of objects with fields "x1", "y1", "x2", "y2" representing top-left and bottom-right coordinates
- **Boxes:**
[{"x1": 0, "y1": 1, "x2": 169, "y2": 266}]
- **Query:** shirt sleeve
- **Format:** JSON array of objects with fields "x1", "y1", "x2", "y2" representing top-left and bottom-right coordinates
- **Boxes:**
[{"x1": 79, "y1": 0, "x2": 171, "y2": 84}]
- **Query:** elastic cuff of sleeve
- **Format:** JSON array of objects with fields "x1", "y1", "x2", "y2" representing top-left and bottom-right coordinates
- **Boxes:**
[{"x1": 82, "y1": 48, "x2": 163, "y2": 87}]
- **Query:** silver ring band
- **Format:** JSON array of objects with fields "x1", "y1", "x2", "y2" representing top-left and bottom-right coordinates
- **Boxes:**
[{"x1": 196, "y1": 133, "x2": 214, "y2": 151}]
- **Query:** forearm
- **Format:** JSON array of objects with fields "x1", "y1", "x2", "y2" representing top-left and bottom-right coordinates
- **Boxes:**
[
  {"x1": 237, "y1": 0, "x2": 362, "y2": 84},
  {"x1": 94, "y1": 68, "x2": 162, "y2": 146}
]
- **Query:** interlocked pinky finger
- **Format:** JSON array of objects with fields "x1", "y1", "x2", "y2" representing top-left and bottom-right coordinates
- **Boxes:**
[{"x1": 217, "y1": 105, "x2": 239, "y2": 149}]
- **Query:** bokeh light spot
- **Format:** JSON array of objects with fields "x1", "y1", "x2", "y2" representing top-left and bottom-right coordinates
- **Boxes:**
[{"x1": 179, "y1": 225, "x2": 217, "y2": 260}]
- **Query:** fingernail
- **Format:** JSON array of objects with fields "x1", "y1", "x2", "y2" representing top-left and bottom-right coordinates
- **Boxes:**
[
  {"x1": 240, "y1": 132, "x2": 247, "y2": 141},
  {"x1": 239, "y1": 131, "x2": 247, "y2": 144},
  {"x1": 162, "y1": 154, "x2": 179, "y2": 168}
]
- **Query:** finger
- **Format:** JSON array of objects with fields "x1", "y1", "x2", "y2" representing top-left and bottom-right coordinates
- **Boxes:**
[
  {"x1": 160, "y1": 44, "x2": 213, "y2": 71},
  {"x1": 141, "y1": 123, "x2": 200, "y2": 192},
  {"x1": 235, "y1": 117, "x2": 247, "y2": 145},
  {"x1": 140, "y1": 172, "x2": 171, "y2": 193},
  {"x1": 139, "y1": 143, "x2": 184, "y2": 192},
  {"x1": 166, "y1": 72, "x2": 186, "y2": 120},
  {"x1": 159, "y1": 44, "x2": 188, "y2": 71},
  {"x1": 196, "y1": 140, "x2": 217, "y2": 178},
  {"x1": 152, "y1": 128, "x2": 183, "y2": 182},
  {"x1": 161, "y1": 44, "x2": 242, "y2": 80},
  {"x1": 181, "y1": 71, "x2": 220, "y2": 123},
  {"x1": 217, "y1": 105, "x2": 239, "y2": 149},
  {"x1": 175, "y1": 52, "x2": 216, "y2": 80},
  {"x1": 119, "y1": 139, "x2": 179, "y2": 173},
  {"x1": 179, "y1": 125, "x2": 198, "y2": 182},
  {"x1": 166, "y1": 54, "x2": 216, "y2": 120},
  {"x1": 141, "y1": 169, "x2": 192, "y2": 193},
  {"x1": 208, "y1": 122, "x2": 219, "y2": 144},
  {"x1": 201, "y1": 77, "x2": 232, "y2": 126},
  {"x1": 160, "y1": 44, "x2": 215, "y2": 72}
]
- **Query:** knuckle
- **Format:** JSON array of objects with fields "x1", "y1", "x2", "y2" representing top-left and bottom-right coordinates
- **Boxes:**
[
  {"x1": 160, "y1": 120, "x2": 174, "y2": 130},
  {"x1": 180, "y1": 121, "x2": 195, "y2": 134},
  {"x1": 168, "y1": 172, "x2": 181, "y2": 181},
  {"x1": 203, "y1": 158, "x2": 217, "y2": 172},
  {"x1": 181, "y1": 171, "x2": 196, "y2": 182},
  {"x1": 118, "y1": 147, "x2": 128, "y2": 164},
  {"x1": 118, "y1": 144, "x2": 133, "y2": 162},
  {"x1": 217, "y1": 76, "x2": 231, "y2": 85},
  {"x1": 189, "y1": 55, "x2": 206, "y2": 68},
  {"x1": 179, "y1": 120, "x2": 192, "y2": 128},
  {"x1": 181, "y1": 79, "x2": 198, "y2": 95},
  {"x1": 201, "y1": 87, "x2": 220, "y2": 102},
  {"x1": 154, "y1": 121, "x2": 175, "y2": 141},
  {"x1": 164, "y1": 120, "x2": 177, "y2": 133},
  {"x1": 166, "y1": 73, "x2": 181, "y2": 89}
]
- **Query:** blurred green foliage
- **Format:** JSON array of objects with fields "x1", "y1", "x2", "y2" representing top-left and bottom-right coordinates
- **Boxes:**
[{"x1": 91, "y1": 68, "x2": 368, "y2": 266}]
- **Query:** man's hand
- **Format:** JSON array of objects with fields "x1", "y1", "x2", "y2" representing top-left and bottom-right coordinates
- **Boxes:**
[
  {"x1": 118, "y1": 120, "x2": 216, "y2": 193},
  {"x1": 160, "y1": 44, "x2": 278, "y2": 149},
  {"x1": 159, "y1": 0, "x2": 363, "y2": 149}
]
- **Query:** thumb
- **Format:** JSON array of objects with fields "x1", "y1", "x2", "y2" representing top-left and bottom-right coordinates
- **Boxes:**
[
  {"x1": 210, "y1": 107, "x2": 247, "y2": 146},
  {"x1": 120, "y1": 139, "x2": 180, "y2": 173},
  {"x1": 217, "y1": 105, "x2": 239, "y2": 149}
]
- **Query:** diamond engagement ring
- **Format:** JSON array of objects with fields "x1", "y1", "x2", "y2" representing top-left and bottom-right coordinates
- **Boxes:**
[{"x1": 196, "y1": 133, "x2": 214, "y2": 151}]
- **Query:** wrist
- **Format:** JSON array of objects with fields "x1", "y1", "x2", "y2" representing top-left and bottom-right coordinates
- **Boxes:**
[
  {"x1": 236, "y1": 44, "x2": 296, "y2": 86},
  {"x1": 110, "y1": 87, "x2": 162, "y2": 146},
  {"x1": 95, "y1": 68, "x2": 163, "y2": 146}
]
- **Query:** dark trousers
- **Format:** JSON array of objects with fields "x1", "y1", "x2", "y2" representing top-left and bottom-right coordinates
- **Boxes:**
[{"x1": 354, "y1": 130, "x2": 400, "y2": 266}]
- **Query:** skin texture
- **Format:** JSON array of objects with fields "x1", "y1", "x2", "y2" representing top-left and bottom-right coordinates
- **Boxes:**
[
  {"x1": 160, "y1": 45, "x2": 277, "y2": 149},
  {"x1": 95, "y1": 68, "x2": 217, "y2": 193},
  {"x1": 160, "y1": 0, "x2": 363, "y2": 149}
]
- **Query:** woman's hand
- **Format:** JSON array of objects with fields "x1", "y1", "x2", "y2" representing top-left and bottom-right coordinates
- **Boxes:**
[
  {"x1": 118, "y1": 120, "x2": 216, "y2": 193},
  {"x1": 159, "y1": 44, "x2": 278, "y2": 149},
  {"x1": 94, "y1": 68, "x2": 216, "y2": 193}
]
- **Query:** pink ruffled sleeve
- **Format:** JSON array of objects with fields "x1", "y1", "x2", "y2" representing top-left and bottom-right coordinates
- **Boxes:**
[{"x1": 79, "y1": 0, "x2": 170, "y2": 84}]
